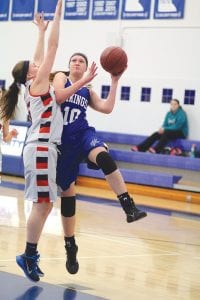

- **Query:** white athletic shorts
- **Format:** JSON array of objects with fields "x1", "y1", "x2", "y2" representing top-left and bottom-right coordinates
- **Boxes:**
[{"x1": 23, "y1": 143, "x2": 58, "y2": 203}]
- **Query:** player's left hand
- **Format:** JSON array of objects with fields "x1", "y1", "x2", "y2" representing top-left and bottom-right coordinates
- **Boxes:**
[{"x1": 84, "y1": 62, "x2": 98, "y2": 84}]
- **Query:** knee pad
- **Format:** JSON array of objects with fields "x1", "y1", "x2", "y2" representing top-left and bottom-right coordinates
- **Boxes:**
[
  {"x1": 61, "y1": 196, "x2": 76, "y2": 217},
  {"x1": 96, "y1": 151, "x2": 117, "y2": 175}
]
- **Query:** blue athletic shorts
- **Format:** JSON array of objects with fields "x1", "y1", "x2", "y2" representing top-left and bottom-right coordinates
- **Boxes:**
[{"x1": 56, "y1": 127, "x2": 105, "y2": 191}]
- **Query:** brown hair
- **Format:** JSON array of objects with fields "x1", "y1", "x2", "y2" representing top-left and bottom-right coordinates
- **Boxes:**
[
  {"x1": 12, "y1": 60, "x2": 29, "y2": 85},
  {"x1": 1, "y1": 60, "x2": 29, "y2": 121},
  {"x1": 171, "y1": 98, "x2": 180, "y2": 105},
  {"x1": 69, "y1": 52, "x2": 88, "y2": 67},
  {"x1": 49, "y1": 71, "x2": 69, "y2": 83}
]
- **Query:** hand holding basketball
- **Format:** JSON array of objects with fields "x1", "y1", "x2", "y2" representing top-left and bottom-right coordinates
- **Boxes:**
[{"x1": 100, "y1": 46, "x2": 128, "y2": 76}]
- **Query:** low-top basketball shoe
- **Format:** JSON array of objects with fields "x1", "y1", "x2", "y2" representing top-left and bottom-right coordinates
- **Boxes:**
[
  {"x1": 16, "y1": 252, "x2": 43, "y2": 282},
  {"x1": 65, "y1": 244, "x2": 79, "y2": 274}
]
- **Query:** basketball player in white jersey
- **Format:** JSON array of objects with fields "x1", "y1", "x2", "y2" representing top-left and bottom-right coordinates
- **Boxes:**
[{"x1": 2, "y1": 0, "x2": 97, "y2": 282}]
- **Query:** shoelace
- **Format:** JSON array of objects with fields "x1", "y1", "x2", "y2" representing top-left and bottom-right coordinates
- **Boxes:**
[
  {"x1": 65, "y1": 246, "x2": 77, "y2": 264},
  {"x1": 122, "y1": 197, "x2": 137, "y2": 214},
  {"x1": 25, "y1": 253, "x2": 40, "y2": 272}
]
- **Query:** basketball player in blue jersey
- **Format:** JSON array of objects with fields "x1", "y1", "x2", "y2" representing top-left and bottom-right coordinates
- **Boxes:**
[
  {"x1": 53, "y1": 53, "x2": 147, "y2": 275},
  {"x1": 2, "y1": 1, "x2": 97, "y2": 282}
]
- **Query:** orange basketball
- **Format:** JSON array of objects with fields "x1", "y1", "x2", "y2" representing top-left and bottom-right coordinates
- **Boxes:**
[{"x1": 100, "y1": 46, "x2": 128, "y2": 75}]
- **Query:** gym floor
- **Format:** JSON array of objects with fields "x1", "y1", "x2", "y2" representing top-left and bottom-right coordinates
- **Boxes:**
[{"x1": 0, "y1": 175, "x2": 200, "y2": 300}]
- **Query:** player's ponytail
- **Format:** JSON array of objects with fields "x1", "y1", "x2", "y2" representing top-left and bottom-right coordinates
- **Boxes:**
[
  {"x1": 1, "y1": 60, "x2": 30, "y2": 121},
  {"x1": 1, "y1": 81, "x2": 20, "y2": 121}
]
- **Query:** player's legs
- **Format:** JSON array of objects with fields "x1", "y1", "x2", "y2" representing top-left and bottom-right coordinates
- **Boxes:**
[
  {"x1": 88, "y1": 147, "x2": 147, "y2": 222},
  {"x1": 87, "y1": 146, "x2": 125, "y2": 194},
  {"x1": 26, "y1": 202, "x2": 53, "y2": 243},
  {"x1": 16, "y1": 144, "x2": 57, "y2": 282},
  {"x1": 61, "y1": 183, "x2": 76, "y2": 238},
  {"x1": 16, "y1": 201, "x2": 53, "y2": 282},
  {"x1": 56, "y1": 141, "x2": 82, "y2": 274},
  {"x1": 60, "y1": 183, "x2": 79, "y2": 274}
]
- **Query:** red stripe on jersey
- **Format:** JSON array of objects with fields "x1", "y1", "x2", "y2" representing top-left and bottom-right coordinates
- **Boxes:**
[
  {"x1": 39, "y1": 127, "x2": 50, "y2": 133},
  {"x1": 41, "y1": 111, "x2": 52, "y2": 118},
  {"x1": 38, "y1": 197, "x2": 50, "y2": 203},
  {"x1": 37, "y1": 179, "x2": 48, "y2": 186},
  {"x1": 36, "y1": 162, "x2": 48, "y2": 169},
  {"x1": 43, "y1": 97, "x2": 52, "y2": 106},
  {"x1": 37, "y1": 146, "x2": 48, "y2": 151}
]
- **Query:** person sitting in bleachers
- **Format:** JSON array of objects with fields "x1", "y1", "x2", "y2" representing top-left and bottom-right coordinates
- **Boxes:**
[{"x1": 131, "y1": 99, "x2": 188, "y2": 154}]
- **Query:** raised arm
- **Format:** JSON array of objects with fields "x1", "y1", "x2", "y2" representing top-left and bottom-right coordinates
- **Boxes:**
[
  {"x1": 89, "y1": 72, "x2": 123, "y2": 114},
  {"x1": 30, "y1": 0, "x2": 62, "y2": 95},
  {"x1": 53, "y1": 62, "x2": 98, "y2": 104},
  {"x1": 32, "y1": 12, "x2": 49, "y2": 66}
]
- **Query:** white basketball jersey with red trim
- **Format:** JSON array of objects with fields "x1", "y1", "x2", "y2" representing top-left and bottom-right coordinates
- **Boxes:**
[{"x1": 24, "y1": 81, "x2": 63, "y2": 144}]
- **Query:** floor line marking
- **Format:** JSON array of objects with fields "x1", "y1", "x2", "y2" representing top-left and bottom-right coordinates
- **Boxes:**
[
  {"x1": 0, "y1": 252, "x2": 180, "y2": 263},
  {"x1": 79, "y1": 232, "x2": 179, "y2": 255}
]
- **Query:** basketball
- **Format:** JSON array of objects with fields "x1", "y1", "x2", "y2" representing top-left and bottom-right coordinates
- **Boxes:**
[{"x1": 100, "y1": 46, "x2": 128, "y2": 75}]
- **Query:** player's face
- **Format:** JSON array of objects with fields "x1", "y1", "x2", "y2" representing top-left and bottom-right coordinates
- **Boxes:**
[
  {"x1": 69, "y1": 55, "x2": 87, "y2": 75},
  {"x1": 27, "y1": 62, "x2": 39, "y2": 79}
]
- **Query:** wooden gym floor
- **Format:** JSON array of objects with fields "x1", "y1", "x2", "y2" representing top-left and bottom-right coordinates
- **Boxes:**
[{"x1": 0, "y1": 175, "x2": 200, "y2": 300}]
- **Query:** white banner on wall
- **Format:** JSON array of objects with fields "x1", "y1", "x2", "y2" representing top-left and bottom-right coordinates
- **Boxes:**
[
  {"x1": 121, "y1": 0, "x2": 151, "y2": 19},
  {"x1": 154, "y1": 0, "x2": 185, "y2": 19},
  {"x1": 64, "y1": 0, "x2": 90, "y2": 20}
]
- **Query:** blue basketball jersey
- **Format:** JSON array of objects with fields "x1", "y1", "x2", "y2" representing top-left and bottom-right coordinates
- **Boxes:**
[
  {"x1": 60, "y1": 78, "x2": 90, "y2": 143},
  {"x1": 57, "y1": 78, "x2": 105, "y2": 191}
]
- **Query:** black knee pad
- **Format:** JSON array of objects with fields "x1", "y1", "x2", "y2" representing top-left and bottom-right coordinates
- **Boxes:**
[
  {"x1": 61, "y1": 196, "x2": 76, "y2": 217},
  {"x1": 96, "y1": 151, "x2": 117, "y2": 175}
]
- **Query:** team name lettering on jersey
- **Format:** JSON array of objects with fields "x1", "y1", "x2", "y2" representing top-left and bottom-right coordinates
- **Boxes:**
[{"x1": 67, "y1": 94, "x2": 88, "y2": 110}]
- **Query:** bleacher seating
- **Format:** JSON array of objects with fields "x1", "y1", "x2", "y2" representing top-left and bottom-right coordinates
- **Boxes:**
[
  {"x1": 96, "y1": 131, "x2": 200, "y2": 153},
  {"x1": 2, "y1": 123, "x2": 199, "y2": 189},
  {"x1": 79, "y1": 163, "x2": 181, "y2": 188},
  {"x1": 109, "y1": 149, "x2": 200, "y2": 171},
  {"x1": 78, "y1": 131, "x2": 200, "y2": 189},
  {"x1": 96, "y1": 131, "x2": 200, "y2": 171}
]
